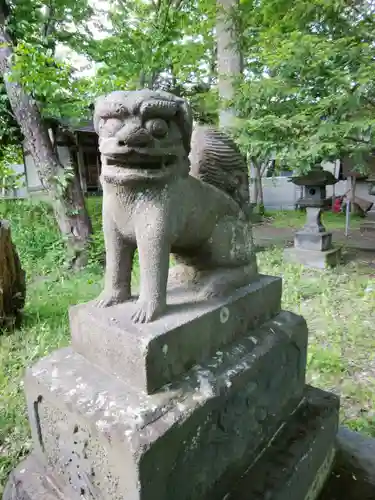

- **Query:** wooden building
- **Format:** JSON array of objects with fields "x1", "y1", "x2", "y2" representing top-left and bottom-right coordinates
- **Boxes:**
[{"x1": 23, "y1": 118, "x2": 102, "y2": 195}]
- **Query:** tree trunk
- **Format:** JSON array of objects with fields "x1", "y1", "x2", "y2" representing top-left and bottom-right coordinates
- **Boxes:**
[
  {"x1": 253, "y1": 162, "x2": 265, "y2": 215},
  {"x1": 252, "y1": 169, "x2": 259, "y2": 206},
  {"x1": 251, "y1": 158, "x2": 266, "y2": 215},
  {"x1": 0, "y1": 16, "x2": 92, "y2": 268},
  {"x1": 258, "y1": 177, "x2": 265, "y2": 215},
  {"x1": 217, "y1": 0, "x2": 242, "y2": 129}
]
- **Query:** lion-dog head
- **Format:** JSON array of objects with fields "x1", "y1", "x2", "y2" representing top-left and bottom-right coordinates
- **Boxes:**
[{"x1": 94, "y1": 90, "x2": 193, "y2": 183}]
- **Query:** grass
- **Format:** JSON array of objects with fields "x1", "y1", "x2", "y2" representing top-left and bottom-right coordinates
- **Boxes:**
[
  {"x1": 267, "y1": 208, "x2": 363, "y2": 230},
  {"x1": 1, "y1": 199, "x2": 375, "y2": 491}
]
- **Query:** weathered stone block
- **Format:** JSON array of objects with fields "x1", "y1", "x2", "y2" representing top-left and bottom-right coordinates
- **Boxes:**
[
  {"x1": 294, "y1": 231, "x2": 332, "y2": 251},
  {"x1": 284, "y1": 246, "x2": 341, "y2": 269},
  {"x1": 24, "y1": 310, "x2": 307, "y2": 500},
  {"x1": 3, "y1": 454, "x2": 63, "y2": 500},
  {"x1": 226, "y1": 385, "x2": 340, "y2": 500},
  {"x1": 319, "y1": 427, "x2": 375, "y2": 500},
  {"x1": 70, "y1": 275, "x2": 282, "y2": 394},
  {"x1": 4, "y1": 386, "x2": 339, "y2": 500}
]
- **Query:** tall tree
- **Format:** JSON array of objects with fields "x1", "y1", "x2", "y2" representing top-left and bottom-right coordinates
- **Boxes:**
[
  {"x1": 216, "y1": 0, "x2": 242, "y2": 129},
  {"x1": 0, "y1": 0, "x2": 93, "y2": 267},
  {"x1": 234, "y1": 0, "x2": 375, "y2": 175}
]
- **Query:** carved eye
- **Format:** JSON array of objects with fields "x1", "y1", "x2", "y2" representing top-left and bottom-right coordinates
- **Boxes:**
[
  {"x1": 145, "y1": 118, "x2": 168, "y2": 138},
  {"x1": 99, "y1": 117, "x2": 122, "y2": 137}
]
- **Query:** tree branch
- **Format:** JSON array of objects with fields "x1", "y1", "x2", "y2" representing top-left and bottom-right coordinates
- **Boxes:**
[
  {"x1": 0, "y1": 0, "x2": 10, "y2": 24},
  {"x1": 346, "y1": 136, "x2": 371, "y2": 144},
  {"x1": 0, "y1": 26, "x2": 13, "y2": 76},
  {"x1": 43, "y1": 0, "x2": 55, "y2": 40},
  {"x1": 261, "y1": 159, "x2": 272, "y2": 176}
]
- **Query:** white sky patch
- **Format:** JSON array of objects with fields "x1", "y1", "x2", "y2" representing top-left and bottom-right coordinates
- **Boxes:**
[{"x1": 55, "y1": 0, "x2": 112, "y2": 77}]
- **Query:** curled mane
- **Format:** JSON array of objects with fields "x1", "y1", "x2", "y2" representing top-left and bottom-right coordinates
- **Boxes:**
[{"x1": 189, "y1": 125, "x2": 250, "y2": 213}]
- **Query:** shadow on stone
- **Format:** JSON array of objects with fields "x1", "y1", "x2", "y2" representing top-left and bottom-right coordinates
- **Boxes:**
[{"x1": 319, "y1": 427, "x2": 375, "y2": 500}]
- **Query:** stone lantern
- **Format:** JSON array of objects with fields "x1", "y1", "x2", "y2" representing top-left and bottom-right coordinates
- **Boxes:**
[{"x1": 284, "y1": 165, "x2": 341, "y2": 268}]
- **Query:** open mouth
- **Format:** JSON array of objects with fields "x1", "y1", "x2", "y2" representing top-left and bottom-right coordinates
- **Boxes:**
[
  {"x1": 101, "y1": 150, "x2": 179, "y2": 183},
  {"x1": 102, "y1": 144, "x2": 176, "y2": 165},
  {"x1": 104, "y1": 150, "x2": 176, "y2": 171}
]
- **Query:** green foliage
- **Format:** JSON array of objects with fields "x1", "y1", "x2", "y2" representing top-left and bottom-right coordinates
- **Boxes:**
[
  {"x1": 0, "y1": 80, "x2": 22, "y2": 149},
  {"x1": 2, "y1": 0, "x2": 97, "y2": 121},
  {"x1": 234, "y1": 0, "x2": 375, "y2": 173},
  {"x1": 83, "y1": 0, "x2": 219, "y2": 123},
  {"x1": 0, "y1": 200, "x2": 65, "y2": 275},
  {"x1": 11, "y1": 44, "x2": 91, "y2": 120},
  {"x1": 181, "y1": 85, "x2": 219, "y2": 124},
  {"x1": 2, "y1": 0, "x2": 220, "y2": 132},
  {"x1": 85, "y1": 195, "x2": 105, "y2": 265},
  {"x1": 0, "y1": 197, "x2": 105, "y2": 275},
  {"x1": 90, "y1": 0, "x2": 216, "y2": 91}
]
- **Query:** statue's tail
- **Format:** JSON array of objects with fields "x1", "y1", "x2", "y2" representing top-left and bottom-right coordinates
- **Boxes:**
[{"x1": 189, "y1": 125, "x2": 250, "y2": 213}]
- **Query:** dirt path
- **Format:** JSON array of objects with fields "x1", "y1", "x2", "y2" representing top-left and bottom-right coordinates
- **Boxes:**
[{"x1": 253, "y1": 224, "x2": 375, "y2": 252}]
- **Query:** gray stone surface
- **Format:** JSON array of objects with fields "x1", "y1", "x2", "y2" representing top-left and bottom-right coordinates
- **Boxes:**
[
  {"x1": 93, "y1": 89, "x2": 257, "y2": 323},
  {"x1": 284, "y1": 246, "x2": 341, "y2": 269},
  {"x1": 300, "y1": 206, "x2": 326, "y2": 232},
  {"x1": 21, "y1": 310, "x2": 307, "y2": 500},
  {"x1": 227, "y1": 385, "x2": 340, "y2": 500},
  {"x1": 2, "y1": 455, "x2": 63, "y2": 500},
  {"x1": 3, "y1": 386, "x2": 339, "y2": 500},
  {"x1": 361, "y1": 213, "x2": 375, "y2": 234},
  {"x1": 319, "y1": 427, "x2": 375, "y2": 500},
  {"x1": 294, "y1": 231, "x2": 332, "y2": 251},
  {"x1": 70, "y1": 274, "x2": 282, "y2": 393}
]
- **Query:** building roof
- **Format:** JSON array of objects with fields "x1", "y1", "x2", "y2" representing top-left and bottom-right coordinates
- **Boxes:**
[{"x1": 56, "y1": 117, "x2": 95, "y2": 134}]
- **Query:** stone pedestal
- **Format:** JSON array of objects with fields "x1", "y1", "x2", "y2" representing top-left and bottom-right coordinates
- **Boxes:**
[
  {"x1": 284, "y1": 207, "x2": 341, "y2": 269},
  {"x1": 3, "y1": 275, "x2": 339, "y2": 500}
]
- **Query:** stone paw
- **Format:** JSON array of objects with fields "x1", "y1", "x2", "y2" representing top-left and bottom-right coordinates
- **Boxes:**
[
  {"x1": 94, "y1": 290, "x2": 130, "y2": 308},
  {"x1": 131, "y1": 300, "x2": 165, "y2": 324}
]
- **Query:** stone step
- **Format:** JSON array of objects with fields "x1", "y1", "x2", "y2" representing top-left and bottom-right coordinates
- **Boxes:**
[
  {"x1": 22, "y1": 310, "x2": 307, "y2": 500},
  {"x1": 225, "y1": 385, "x2": 339, "y2": 500},
  {"x1": 3, "y1": 386, "x2": 339, "y2": 500},
  {"x1": 69, "y1": 275, "x2": 282, "y2": 394},
  {"x1": 360, "y1": 221, "x2": 375, "y2": 233}
]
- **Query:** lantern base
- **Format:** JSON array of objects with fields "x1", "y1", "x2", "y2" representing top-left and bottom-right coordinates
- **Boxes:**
[
  {"x1": 284, "y1": 246, "x2": 341, "y2": 269},
  {"x1": 294, "y1": 230, "x2": 332, "y2": 252}
]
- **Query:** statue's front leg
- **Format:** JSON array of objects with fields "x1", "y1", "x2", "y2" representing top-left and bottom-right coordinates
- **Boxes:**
[
  {"x1": 96, "y1": 214, "x2": 135, "y2": 308},
  {"x1": 131, "y1": 226, "x2": 170, "y2": 324}
]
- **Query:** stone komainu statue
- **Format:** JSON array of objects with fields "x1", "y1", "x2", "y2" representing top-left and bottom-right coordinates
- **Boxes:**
[{"x1": 94, "y1": 89, "x2": 257, "y2": 323}]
